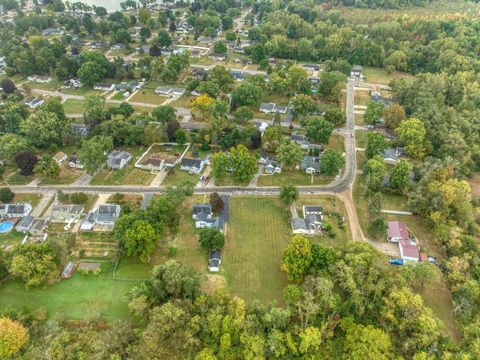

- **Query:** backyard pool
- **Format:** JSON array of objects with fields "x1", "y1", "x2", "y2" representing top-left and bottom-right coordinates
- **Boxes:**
[{"x1": 0, "y1": 221, "x2": 14, "y2": 233}]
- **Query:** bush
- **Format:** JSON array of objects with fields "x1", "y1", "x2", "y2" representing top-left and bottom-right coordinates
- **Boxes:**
[
  {"x1": 70, "y1": 192, "x2": 88, "y2": 204},
  {"x1": 93, "y1": 268, "x2": 101, "y2": 276},
  {"x1": 111, "y1": 193, "x2": 125, "y2": 202},
  {"x1": 0, "y1": 188, "x2": 14, "y2": 202},
  {"x1": 15, "y1": 151, "x2": 38, "y2": 176},
  {"x1": 168, "y1": 247, "x2": 177, "y2": 257},
  {"x1": 199, "y1": 228, "x2": 225, "y2": 251},
  {"x1": 57, "y1": 190, "x2": 68, "y2": 203}
]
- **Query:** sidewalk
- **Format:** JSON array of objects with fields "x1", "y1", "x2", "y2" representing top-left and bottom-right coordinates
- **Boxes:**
[{"x1": 150, "y1": 169, "x2": 168, "y2": 187}]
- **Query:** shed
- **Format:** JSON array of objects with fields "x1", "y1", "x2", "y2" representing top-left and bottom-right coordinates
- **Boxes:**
[{"x1": 62, "y1": 262, "x2": 75, "y2": 278}]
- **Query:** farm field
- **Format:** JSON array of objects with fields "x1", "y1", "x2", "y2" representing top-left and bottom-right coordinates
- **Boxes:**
[
  {"x1": 0, "y1": 262, "x2": 134, "y2": 320},
  {"x1": 223, "y1": 197, "x2": 291, "y2": 304}
]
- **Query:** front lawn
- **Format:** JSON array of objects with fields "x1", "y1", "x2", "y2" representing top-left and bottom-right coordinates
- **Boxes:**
[
  {"x1": 40, "y1": 165, "x2": 83, "y2": 185},
  {"x1": 63, "y1": 99, "x2": 87, "y2": 114},
  {"x1": 325, "y1": 134, "x2": 345, "y2": 153},
  {"x1": 161, "y1": 165, "x2": 200, "y2": 186},
  {"x1": 354, "y1": 90, "x2": 370, "y2": 106},
  {"x1": 257, "y1": 170, "x2": 333, "y2": 187},
  {"x1": 129, "y1": 88, "x2": 167, "y2": 105},
  {"x1": 356, "y1": 130, "x2": 370, "y2": 148},
  {"x1": 11, "y1": 193, "x2": 42, "y2": 208},
  {"x1": 363, "y1": 66, "x2": 414, "y2": 85},
  {"x1": 223, "y1": 197, "x2": 291, "y2": 304},
  {"x1": 0, "y1": 262, "x2": 135, "y2": 320}
]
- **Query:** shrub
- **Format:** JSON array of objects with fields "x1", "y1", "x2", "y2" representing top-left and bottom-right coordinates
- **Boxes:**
[
  {"x1": 70, "y1": 192, "x2": 88, "y2": 204},
  {"x1": 0, "y1": 188, "x2": 14, "y2": 202}
]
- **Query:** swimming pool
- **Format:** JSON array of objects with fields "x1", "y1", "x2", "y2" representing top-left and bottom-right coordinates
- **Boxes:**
[{"x1": 0, "y1": 221, "x2": 14, "y2": 233}]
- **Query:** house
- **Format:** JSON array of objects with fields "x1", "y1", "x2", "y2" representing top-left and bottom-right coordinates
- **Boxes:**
[
  {"x1": 62, "y1": 262, "x2": 75, "y2": 279},
  {"x1": 301, "y1": 156, "x2": 321, "y2": 174},
  {"x1": 51, "y1": 204, "x2": 84, "y2": 222},
  {"x1": 350, "y1": 65, "x2": 364, "y2": 79},
  {"x1": 180, "y1": 158, "x2": 204, "y2": 174},
  {"x1": 197, "y1": 36, "x2": 215, "y2": 46},
  {"x1": 254, "y1": 121, "x2": 269, "y2": 135},
  {"x1": 42, "y1": 27, "x2": 64, "y2": 36},
  {"x1": 93, "y1": 82, "x2": 115, "y2": 91},
  {"x1": 230, "y1": 70, "x2": 246, "y2": 81},
  {"x1": 115, "y1": 81, "x2": 143, "y2": 92},
  {"x1": 195, "y1": 214, "x2": 225, "y2": 233},
  {"x1": 80, "y1": 204, "x2": 121, "y2": 231},
  {"x1": 259, "y1": 103, "x2": 288, "y2": 114},
  {"x1": 308, "y1": 76, "x2": 320, "y2": 85},
  {"x1": 65, "y1": 78, "x2": 82, "y2": 88},
  {"x1": 30, "y1": 218, "x2": 48, "y2": 236},
  {"x1": 192, "y1": 68, "x2": 207, "y2": 81},
  {"x1": 0, "y1": 203, "x2": 33, "y2": 217},
  {"x1": 303, "y1": 64, "x2": 320, "y2": 71},
  {"x1": 381, "y1": 147, "x2": 406, "y2": 165},
  {"x1": 208, "y1": 249, "x2": 221, "y2": 272},
  {"x1": 192, "y1": 203, "x2": 212, "y2": 220},
  {"x1": 72, "y1": 124, "x2": 89, "y2": 136},
  {"x1": 386, "y1": 221, "x2": 409, "y2": 243},
  {"x1": 24, "y1": 96, "x2": 44, "y2": 109},
  {"x1": 107, "y1": 150, "x2": 132, "y2": 170},
  {"x1": 291, "y1": 218, "x2": 316, "y2": 235},
  {"x1": 264, "y1": 159, "x2": 281, "y2": 174},
  {"x1": 53, "y1": 152, "x2": 67, "y2": 165},
  {"x1": 291, "y1": 133, "x2": 311, "y2": 149},
  {"x1": 399, "y1": 239, "x2": 420, "y2": 262},
  {"x1": 154, "y1": 86, "x2": 185, "y2": 97},
  {"x1": 68, "y1": 155, "x2": 84, "y2": 169},
  {"x1": 258, "y1": 151, "x2": 270, "y2": 165},
  {"x1": 15, "y1": 215, "x2": 34, "y2": 232},
  {"x1": 304, "y1": 206, "x2": 323, "y2": 217}
]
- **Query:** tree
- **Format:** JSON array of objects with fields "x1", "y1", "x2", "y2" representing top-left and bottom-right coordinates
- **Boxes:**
[
  {"x1": 280, "y1": 184, "x2": 299, "y2": 205},
  {"x1": 368, "y1": 217, "x2": 387, "y2": 238},
  {"x1": 211, "y1": 152, "x2": 229, "y2": 183},
  {"x1": 396, "y1": 118, "x2": 427, "y2": 159},
  {"x1": 342, "y1": 322, "x2": 392, "y2": 360},
  {"x1": 156, "y1": 30, "x2": 172, "y2": 47},
  {"x1": 310, "y1": 244, "x2": 337, "y2": 274},
  {"x1": 199, "y1": 228, "x2": 225, "y2": 251},
  {"x1": 0, "y1": 188, "x2": 14, "y2": 202},
  {"x1": 383, "y1": 104, "x2": 405, "y2": 130},
  {"x1": 282, "y1": 235, "x2": 312, "y2": 282},
  {"x1": 230, "y1": 82, "x2": 261, "y2": 109},
  {"x1": 277, "y1": 140, "x2": 303, "y2": 170},
  {"x1": 20, "y1": 109, "x2": 64, "y2": 148},
  {"x1": 324, "y1": 106, "x2": 346, "y2": 126},
  {"x1": 213, "y1": 41, "x2": 227, "y2": 54},
  {"x1": 209, "y1": 192, "x2": 224, "y2": 214},
  {"x1": 404, "y1": 262, "x2": 437, "y2": 289},
  {"x1": 384, "y1": 50, "x2": 407, "y2": 72},
  {"x1": 95, "y1": 6, "x2": 107, "y2": 16},
  {"x1": 166, "y1": 120, "x2": 180, "y2": 142},
  {"x1": 149, "y1": 44, "x2": 161, "y2": 57},
  {"x1": 169, "y1": 20, "x2": 177, "y2": 33},
  {"x1": 14, "y1": 151, "x2": 37, "y2": 177},
  {"x1": 0, "y1": 318, "x2": 29, "y2": 358},
  {"x1": 233, "y1": 106, "x2": 253, "y2": 122},
  {"x1": 229, "y1": 145, "x2": 257, "y2": 183},
  {"x1": 8, "y1": 242, "x2": 59, "y2": 286},
  {"x1": 80, "y1": 135, "x2": 114, "y2": 175},
  {"x1": 196, "y1": 81, "x2": 220, "y2": 98},
  {"x1": 365, "y1": 132, "x2": 388, "y2": 159},
  {"x1": 152, "y1": 105, "x2": 176, "y2": 124},
  {"x1": 0, "y1": 78, "x2": 16, "y2": 93},
  {"x1": 209, "y1": 66, "x2": 235, "y2": 91},
  {"x1": 124, "y1": 220, "x2": 156, "y2": 262},
  {"x1": 0, "y1": 134, "x2": 29, "y2": 161},
  {"x1": 191, "y1": 94, "x2": 214, "y2": 120},
  {"x1": 364, "y1": 101, "x2": 385, "y2": 125},
  {"x1": 175, "y1": 129, "x2": 187, "y2": 144},
  {"x1": 306, "y1": 117, "x2": 333, "y2": 145},
  {"x1": 389, "y1": 159, "x2": 410, "y2": 191},
  {"x1": 321, "y1": 149, "x2": 345, "y2": 176},
  {"x1": 364, "y1": 156, "x2": 387, "y2": 192},
  {"x1": 34, "y1": 156, "x2": 60, "y2": 180},
  {"x1": 78, "y1": 60, "x2": 107, "y2": 87},
  {"x1": 318, "y1": 71, "x2": 346, "y2": 99},
  {"x1": 291, "y1": 94, "x2": 317, "y2": 119},
  {"x1": 262, "y1": 126, "x2": 282, "y2": 152}
]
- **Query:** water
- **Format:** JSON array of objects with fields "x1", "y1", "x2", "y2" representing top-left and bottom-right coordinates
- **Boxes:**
[{"x1": 0, "y1": 221, "x2": 14, "y2": 233}]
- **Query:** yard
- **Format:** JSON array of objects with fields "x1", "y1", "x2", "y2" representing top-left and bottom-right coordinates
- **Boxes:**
[
  {"x1": 363, "y1": 66, "x2": 414, "y2": 85},
  {"x1": 40, "y1": 165, "x2": 83, "y2": 185},
  {"x1": 223, "y1": 197, "x2": 291, "y2": 304},
  {"x1": 1, "y1": 166, "x2": 34, "y2": 186},
  {"x1": 355, "y1": 113, "x2": 365, "y2": 126},
  {"x1": 0, "y1": 230, "x2": 24, "y2": 250},
  {"x1": 161, "y1": 165, "x2": 200, "y2": 186},
  {"x1": 0, "y1": 262, "x2": 135, "y2": 320},
  {"x1": 63, "y1": 99, "x2": 87, "y2": 114},
  {"x1": 10, "y1": 193, "x2": 42, "y2": 208},
  {"x1": 129, "y1": 88, "x2": 167, "y2": 105},
  {"x1": 60, "y1": 87, "x2": 103, "y2": 97},
  {"x1": 356, "y1": 130, "x2": 370, "y2": 148},
  {"x1": 63, "y1": 194, "x2": 98, "y2": 212},
  {"x1": 325, "y1": 134, "x2": 345, "y2": 153},
  {"x1": 257, "y1": 170, "x2": 334, "y2": 187},
  {"x1": 354, "y1": 90, "x2": 370, "y2": 107},
  {"x1": 27, "y1": 80, "x2": 63, "y2": 91}
]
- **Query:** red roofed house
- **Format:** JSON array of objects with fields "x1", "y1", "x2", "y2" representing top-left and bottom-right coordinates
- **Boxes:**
[
  {"x1": 387, "y1": 221, "x2": 409, "y2": 243},
  {"x1": 399, "y1": 239, "x2": 420, "y2": 262}
]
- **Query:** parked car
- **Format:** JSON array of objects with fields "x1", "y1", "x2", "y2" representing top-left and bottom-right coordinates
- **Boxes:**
[
  {"x1": 389, "y1": 258, "x2": 404, "y2": 265},
  {"x1": 428, "y1": 256, "x2": 437, "y2": 264}
]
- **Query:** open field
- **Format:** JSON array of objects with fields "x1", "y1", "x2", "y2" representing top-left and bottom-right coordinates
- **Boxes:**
[
  {"x1": 60, "y1": 87, "x2": 103, "y2": 96},
  {"x1": 257, "y1": 170, "x2": 333, "y2": 187},
  {"x1": 27, "y1": 80, "x2": 63, "y2": 91},
  {"x1": 10, "y1": 193, "x2": 42, "y2": 208},
  {"x1": 161, "y1": 165, "x2": 200, "y2": 186},
  {"x1": 355, "y1": 113, "x2": 364, "y2": 126},
  {"x1": 63, "y1": 194, "x2": 98, "y2": 212},
  {"x1": 170, "y1": 94, "x2": 192, "y2": 109},
  {"x1": 1, "y1": 166, "x2": 34, "y2": 186},
  {"x1": 40, "y1": 165, "x2": 83, "y2": 185},
  {"x1": 363, "y1": 67, "x2": 414, "y2": 85},
  {"x1": 0, "y1": 262, "x2": 134, "y2": 320},
  {"x1": 129, "y1": 88, "x2": 167, "y2": 105},
  {"x1": 223, "y1": 197, "x2": 291, "y2": 304},
  {"x1": 354, "y1": 90, "x2": 370, "y2": 106},
  {"x1": 106, "y1": 194, "x2": 143, "y2": 210},
  {"x1": 356, "y1": 130, "x2": 370, "y2": 148},
  {"x1": 325, "y1": 134, "x2": 345, "y2": 152},
  {"x1": 115, "y1": 257, "x2": 153, "y2": 280}
]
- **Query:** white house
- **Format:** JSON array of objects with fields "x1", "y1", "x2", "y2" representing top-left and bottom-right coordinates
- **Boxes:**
[
  {"x1": 259, "y1": 103, "x2": 288, "y2": 114},
  {"x1": 0, "y1": 203, "x2": 33, "y2": 217},
  {"x1": 107, "y1": 150, "x2": 132, "y2": 170},
  {"x1": 24, "y1": 97, "x2": 44, "y2": 109},
  {"x1": 264, "y1": 160, "x2": 281, "y2": 175},
  {"x1": 53, "y1": 152, "x2": 68, "y2": 165},
  {"x1": 208, "y1": 249, "x2": 221, "y2": 272},
  {"x1": 399, "y1": 239, "x2": 420, "y2": 262},
  {"x1": 180, "y1": 158, "x2": 204, "y2": 174},
  {"x1": 80, "y1": 204, "x2": 121, "y2": 231},
  {"x1": 155, "y1": 86, "x2": 185, "y2": 97},
  {"x1": 93, "y1": 82, "x2": 115, "y2": 91},
  {"x1": 192, "y1": 203, "x2": 212, "y2": 220}
]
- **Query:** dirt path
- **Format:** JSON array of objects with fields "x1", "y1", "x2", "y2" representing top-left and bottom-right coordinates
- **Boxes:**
[{"x1": 337, "y1": 189, "x2": 365, "y2": 241}]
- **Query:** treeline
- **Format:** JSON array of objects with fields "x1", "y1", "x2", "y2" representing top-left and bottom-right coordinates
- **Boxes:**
[{"x1": 320, "y1": 0, "x2": 434, "y2": 9}]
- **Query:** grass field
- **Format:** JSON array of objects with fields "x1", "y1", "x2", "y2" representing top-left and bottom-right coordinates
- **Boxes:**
[
  {"x1": 257, "y1": 170, "x2": 333, "y2": 186},
  {"x1": 161, "y1": 165, "x2": 200, "y2": 186},
  {"x1": 27, "y1": 80, "x2": 63, "y2": 91},
  {"x1": 63, "y1": 99, "x2": 87, "y2": 114},
  {"x1": 1, "y1": 166, "x2": 34, "y2": 186},
  {"x1": 356, "y1": 130, "x2": 370, "y2": 148},
  {"x1": 355, "y1": 113, "x2": 365, "y2": 126},
  {"x1": 170, "y1": 95, "x2": 192, "y2": 109},
  {"x1": 10, "y1": 193, "x2": 42, "y2": 208},
  {"x1": 40, "y1": 165, "x2": 83, "y2": 185},
  {"x1": 130, "y1": 88, "x2": 167, "y2": 105},
  {"x1": 112, "y1": 92, "x2": 125, "y2": 100},
  {"x1": 223, "y1": 197, "x2": 291, "y2": 304},
  {"x1": 115, "y1": 257, "x2": 153, "y2": 280},
  {"x1": 354, "y1": 90, "x2": 370, "y2": 106},
  {"x1": 0, "y1": 262, "x2": 135, "y2": 320},
  {"x1": 60, "y1": 87, "x2": 103, "y2": 96},
  {"x1": 363, "y1": 67, "x2": 414, "y2": 85},
  {"x1": 325, "y1": 134, "x2": 345, "y2": 153}
]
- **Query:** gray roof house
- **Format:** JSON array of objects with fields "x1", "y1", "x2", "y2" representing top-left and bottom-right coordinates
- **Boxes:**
[
  {"x1": 208, "y1": 249, "x2": 222, "y2": 272},
  {"x1": 291, "y1": 133, "x2": 322, "y2": 151},
  {"x1": 24, "y1": 96, "x2": 45, "y2": 109},
  {"x1": 301, "y1": 156, "x2": 321, "y2": 174},
  {"x1": 291, "y1": 210, "x2": 323, "y2": 235},
  {"x1": 80, "y1": 204, "x2": 121, "y2": 231},
  {"x1": 192, "y1": 203, "x2": 212, "y2": 220},
  {"x1": 93, "y1": 82, "x2": 115, "y2": 91},
  {"x1": 30, "y1": 218, "x2": 48, "y2": 236},
  {"x1": 107, "y1": 150, "x2": 132, "y2": 170},
  {"x1": 265, "y1": 159, "x2": 281, "y2": 175},
  {"x1": 350, "y1": 65, "x2": 364, "y2": 79},
  {"x1": 16, "y1": 215, "x2": 34, "y2": 232},
  {"x1": 155, "y1": 86, "x2": 185, "y2": 96},
  {"x1": 180, "y1": 158, "x2": 204, "y2": 174},
  {"x1": 259, "y1": 103, "x2": 288, "y2": 114},
  {"x1": 0, "y1": 203, "x2": 33, "y2": 217},
  {"x1": 72, "y1": 124, "x2": 89, "y2": 136},
  {"x1": 303, "y1": 206, "x2": 323, "y2": 216},
  {"x1": 51, "y1": 204, "x2": 84, "y2": 222},
  {"x1": 195, "y1": 213, "x2": 225, "y2": 233}
]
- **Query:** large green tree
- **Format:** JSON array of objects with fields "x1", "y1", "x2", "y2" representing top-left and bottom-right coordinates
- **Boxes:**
[
  {"x1": 282, "y1": 235, "x2": 313, "y2": 282},
  {"x1": 124, "y1": 220, "x2": 157, "y2": 262},
  {"x1": 306, "y1": 117, "x2": 333, "y2": 145},
  {"x1": 80, "y1": 135, "x2": 114, "y2": 175},
  {"x1": 321, "y1": 149, "x2": 345, "y2": 176}
]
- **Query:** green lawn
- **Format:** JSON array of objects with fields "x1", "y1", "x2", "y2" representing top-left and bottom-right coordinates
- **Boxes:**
[
  {"x1": 0, "y1": 262, "x2": 135, "y2": 320},
  {"x1": 161, "y1": 165, "x2": 200, "y2": 186},
  {"x1": 130, "y1": 88, "x2": 167, "y2": 105},
  {"x1": 257, "y1": 170, "x2": 333, "y2": 187},
  {"x1": 112, "y1": 92, "x2": 125, "y2": 100},
  {"x1": 223, "y1": 197, "x2": 291, "y2": 304},
  {"x1": 11, "y1": 193, "x2": 42, "y2": 208},
  {"x1": 325, "y1": 134, "x2": 345, "y2": 153},
  {"x1": 27, "y1": 80, "x2": 64, "y2": 91},
  {"x1": 356, "y1": 130, "x2": 370, "y2": 148},
  {"x1": 40, "y1": 165, "x2": 83, "y2": 185},
  {"x1": 354, "y1": 90, "x2": 370, "y2": 106},
  {"x1": 0, "y1": 230, "x2": 24, "y2": 250},
  {"x1": 1, "y1": 166, "x2": 34, "y2": 186},
  {"x1": 363, "y1": 66, "x2": 414, "y2": 85},
  {"x1": 63, "y1": 99, "x2": 87, "y2": 114},
  {"x1": 60, "y1": 87, "x2": 103, "y2": 96},
  {"x1": 355, "y1": 113, "x2": 365, "y2": 126},
  {"x1": 115, "y1": 257, "x2": 153, "y2": 280},
  {"x1": 170, "y1": 95, "x2": 192, "y2": 109}
]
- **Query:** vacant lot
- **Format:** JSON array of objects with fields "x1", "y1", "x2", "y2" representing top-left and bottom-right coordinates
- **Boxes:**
[
  {"x1": 1, "y1": 166, "x2": 34, "y2": 185},
  {"x1": 162, "y1": 165, "x2": 200, "y2": 186},
  {"x1": 223, "y1": 197, "x2": 291, "y2": 304},
  {"x1": 363, "y1": 66, "x2": 414, "y2": 85},
  {"x1": 41, "y1": 165, "x2": 83, "y2": 185},
  {"x1": 0, "y1": 262, "x2": 134, "y2": 320},
  {"x1": 63, "y1": 99, "x2": 87, "y2": 114},
  {"x1": 257, "y1": 170, "x2": 333, "y2": 187},
  {"x1": 354, "y1": 90, "x2": 370, "y2": 106},
  {"x1": 130, "y1": 88, "x2": 167, "y2": 105},
  {"x1": 9, "y1": 193, "x2": 42, "y2": 208}
]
